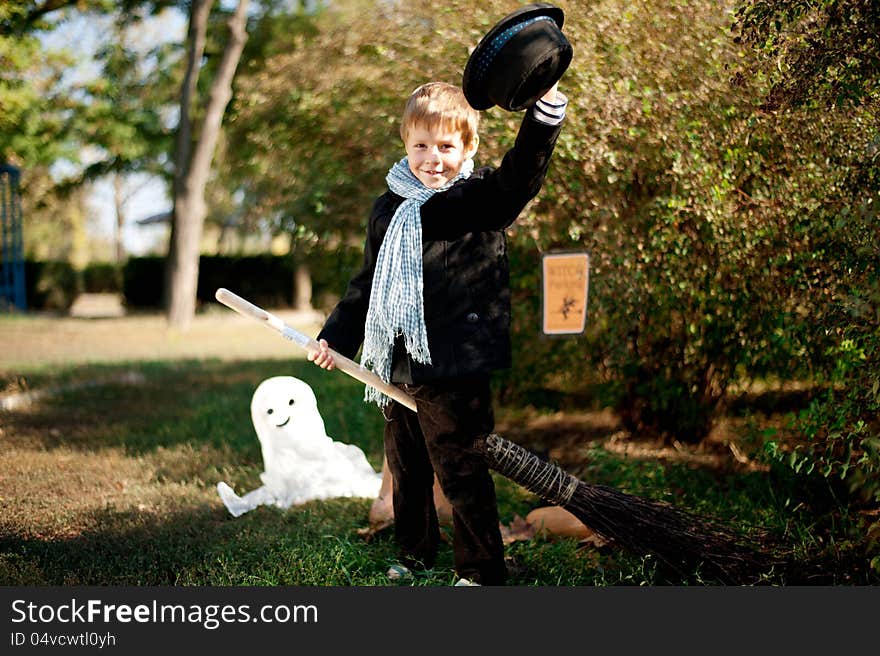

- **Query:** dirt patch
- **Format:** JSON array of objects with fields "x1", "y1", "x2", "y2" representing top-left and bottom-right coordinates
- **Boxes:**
[
  {"x1": 497, "y1": 408, "x2": 621, "y2": 460},
  {"x1": 68, "y1": 293, "x2": 126, "y2": 319},
  {"x1": 1, "y1": 445, "x2": 157, "y2": 539},
  {"x1": 495, "y1": 405, "x2": 769, "y2": 476}
]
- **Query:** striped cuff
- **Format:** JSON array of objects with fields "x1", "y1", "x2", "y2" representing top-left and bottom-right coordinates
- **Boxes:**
[{"x1": 531, "y1": 91, "x2": 568, "y2": 125}]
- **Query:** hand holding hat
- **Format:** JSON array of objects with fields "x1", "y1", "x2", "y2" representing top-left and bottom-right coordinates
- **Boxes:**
[{"x1": 462, "y1": 3, "x2": 573, "y2": 112}]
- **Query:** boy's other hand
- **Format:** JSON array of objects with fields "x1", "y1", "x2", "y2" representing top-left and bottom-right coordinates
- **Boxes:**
[{"x1": 308, "y1": 338, "x2": 336, "y2": 371}]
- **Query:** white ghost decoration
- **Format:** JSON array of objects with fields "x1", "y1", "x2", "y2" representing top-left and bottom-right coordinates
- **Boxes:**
[{"x1": 217, "y1": 376, "x2": 382, "y2": 517}]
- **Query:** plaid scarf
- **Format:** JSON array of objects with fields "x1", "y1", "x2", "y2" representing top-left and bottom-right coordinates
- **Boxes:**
[{"x1": 360, "y1": 156, "x2": 474, "y2": 407}]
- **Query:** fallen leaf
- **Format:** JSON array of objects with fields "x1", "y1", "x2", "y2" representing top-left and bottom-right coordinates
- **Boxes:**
[
  {"x1": 525, "y1": 506, "x2": 596, "y2": 540},
  {"x1": 500, "y1": 514, "x2": 537, "y2": 544}
]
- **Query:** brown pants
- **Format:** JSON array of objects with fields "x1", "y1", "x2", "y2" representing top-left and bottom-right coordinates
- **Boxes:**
[{"x1": 383, "y1": 374, "x2": 507, "y2": 585}]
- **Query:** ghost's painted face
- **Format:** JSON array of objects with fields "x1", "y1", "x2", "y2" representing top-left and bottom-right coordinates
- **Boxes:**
[
  {"x1": 265, "y1": 396, "x2": 295, "y2": 428},
  {"x1": 250, "y1": 376, "x2": 319, "y2": 434}
]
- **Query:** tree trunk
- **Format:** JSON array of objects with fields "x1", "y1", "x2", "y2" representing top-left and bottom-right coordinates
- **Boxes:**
[
  {"x1": 165, "y1": 0, "x2": 250, "y2": 329},
  {"x1": 112, "y1": 173, "x2": 125, "y2": 264},
  {"x1": 293, "y1": 262, "x2": 313, "y2": 311}
]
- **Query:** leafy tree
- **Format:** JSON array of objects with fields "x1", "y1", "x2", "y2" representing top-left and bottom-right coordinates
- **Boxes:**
[
  {"x1": 76, "y1": 12, "x2": 178, "y2": 262},
  {"x1": 164, "y1": 0, "x2": 250, "y2": 329},
  {"x1": 734, "y1": 0, "x2": 880, "y2": 110},
  {"x1": 1, "y1": 1, "x2": 111, "y2": 36},
  {"x1": 2, "y1": 3, "x2": 122, "y2": 270},
  {"x1": 2, "y1": 1, "x2": 180, "y2": 270},
  {"x1": 20, "y1": 166, "x2": 94, "y2": 263},
  {"x1": 732, "y1": 0, "x2": 880, "y2": 528},
  {"x1": 0, "y1": 4, "x2": 84, "y2": 167},
  {"x1": 3, "y1": 0, "x2": 253, "y2": 325}
]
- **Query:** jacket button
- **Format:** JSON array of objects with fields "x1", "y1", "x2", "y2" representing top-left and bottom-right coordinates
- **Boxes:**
[{"x1": 466, "y1": 312, "x2": 479, "y2": 323}]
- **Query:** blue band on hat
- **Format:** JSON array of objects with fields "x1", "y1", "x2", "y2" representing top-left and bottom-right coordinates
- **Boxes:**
[{"x1": 471, "y1": 15, "x2": 556, "y2": 84}]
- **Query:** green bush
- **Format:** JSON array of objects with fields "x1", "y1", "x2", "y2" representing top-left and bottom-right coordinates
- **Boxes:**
[
  {"x1": 121, "y1": 254, "x2": 341, "y2": 310},
  {"x1": 24, "y1": 260, "x2": 79, "y2": 311},
  {"x1": 122, "y1": 256, "x2": 164, "y2": 308},
  {"x1": 303, "y1": 245, "x2": 363, "y2": 310},
  {"x1": 82, "y1": 262, "x2": 122, "y2": 293},
  {"x1": 196, "y1": 255, "x2": 295, "y2": 309},
  {"x1": 763, "y1": 325, "x2": 880, "y2": 570}
]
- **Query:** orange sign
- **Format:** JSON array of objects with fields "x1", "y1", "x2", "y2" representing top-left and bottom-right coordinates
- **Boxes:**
[{"x1": 541, "y1": 251, "x2": 590, "y2": 335}]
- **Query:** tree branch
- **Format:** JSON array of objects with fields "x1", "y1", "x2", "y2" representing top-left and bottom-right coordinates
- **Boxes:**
[
  {"x1": 25, "y1": 0, "x2": 91, "y2": 25},
  {"x1": 186, "y1": 0, "x2": 250, "y2": 194},
  {"x1": 173, "y1": 0, "x2": 213, "y2": 198}
]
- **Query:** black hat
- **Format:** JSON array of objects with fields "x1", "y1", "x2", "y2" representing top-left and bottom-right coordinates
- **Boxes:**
[{"x1": 462, "y1": 3, "x2": 572, "y2": 111}]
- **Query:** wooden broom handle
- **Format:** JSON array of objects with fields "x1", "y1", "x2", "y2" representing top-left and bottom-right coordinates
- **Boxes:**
[{"x1": 215, "y1": 288, "x2": 418, "y2": 412}]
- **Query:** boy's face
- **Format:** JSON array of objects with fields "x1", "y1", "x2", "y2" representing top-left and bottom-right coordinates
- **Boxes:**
[{"x1": 403, "y1": 123, "x2": 476, "y2": 189}]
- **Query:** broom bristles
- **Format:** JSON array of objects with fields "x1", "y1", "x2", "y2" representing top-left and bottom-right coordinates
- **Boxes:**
[{"x1": 476, "y1": 433, "x2": 777, "y2": 584}]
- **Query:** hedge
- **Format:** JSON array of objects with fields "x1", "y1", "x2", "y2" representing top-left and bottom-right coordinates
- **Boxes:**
[{"x1": 20, "y1": 253, "x2": 362, "y2": 312}]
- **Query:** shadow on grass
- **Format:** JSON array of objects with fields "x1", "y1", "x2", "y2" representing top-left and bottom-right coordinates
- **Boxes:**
[
  {"x1": 0, "y1": 497, "x2": 399, "y2": 586},
  {"x1": 2, "y1": 359, "x2": 387, "y2": 466}
]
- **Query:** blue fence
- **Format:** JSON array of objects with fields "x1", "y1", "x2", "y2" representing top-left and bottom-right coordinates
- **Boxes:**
[{"x1": 1, "y1": 164, "x2": 26, "y2": 311}]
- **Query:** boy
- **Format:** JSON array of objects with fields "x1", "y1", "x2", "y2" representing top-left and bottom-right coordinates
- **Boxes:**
[{"x1": 309, "y1": 80, "x2": 567, "y2": 585}]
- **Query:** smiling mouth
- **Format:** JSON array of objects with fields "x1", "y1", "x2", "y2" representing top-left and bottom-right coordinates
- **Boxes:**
[{"x1": 276, "y1": 417, "x2": 290, "y2": 428}]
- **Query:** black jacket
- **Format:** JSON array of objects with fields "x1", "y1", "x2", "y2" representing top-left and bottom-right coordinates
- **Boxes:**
[{"x1": 318, "y1": 110, "x2": 563, "y2": 383}]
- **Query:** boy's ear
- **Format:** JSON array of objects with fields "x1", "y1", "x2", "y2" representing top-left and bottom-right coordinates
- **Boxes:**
[{"x1": 466, "y1": 135, "x2": 480, "y2": 159}]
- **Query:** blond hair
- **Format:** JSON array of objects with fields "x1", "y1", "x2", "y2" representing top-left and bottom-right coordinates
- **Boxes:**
[{"x1": 400, "y1": 82, "x2": 480, "y2": 149}]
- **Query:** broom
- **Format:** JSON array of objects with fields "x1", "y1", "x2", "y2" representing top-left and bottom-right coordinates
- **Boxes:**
[
  {"x1": 473, "y1": 433, "x2": 777, "y2": 584},
  {"x1": 215, "y1": 288, "x2": 777, "y2": 584}
]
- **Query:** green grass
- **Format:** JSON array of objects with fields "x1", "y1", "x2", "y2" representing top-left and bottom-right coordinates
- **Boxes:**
[{"x1": 1, "y1": 359, "x2": 876, "y2": 586}]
